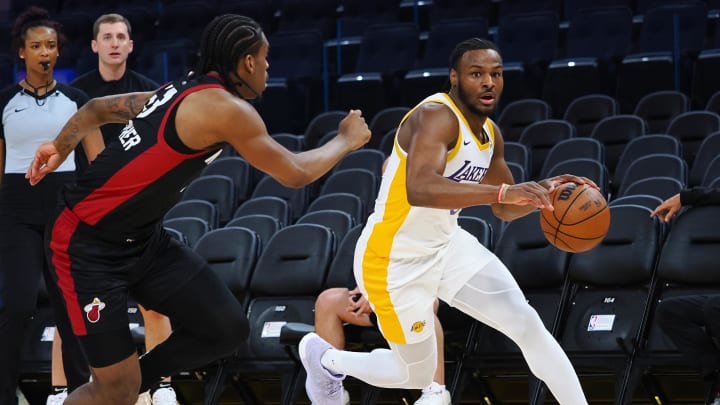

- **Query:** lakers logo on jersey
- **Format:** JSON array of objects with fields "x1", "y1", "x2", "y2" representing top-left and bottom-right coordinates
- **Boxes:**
[
  {"x1": 447, "y1": 159, "x2": 489, "y2": 183},
  {"x1": 410, "y1": 320, "x2": 426, "y2": 333}
]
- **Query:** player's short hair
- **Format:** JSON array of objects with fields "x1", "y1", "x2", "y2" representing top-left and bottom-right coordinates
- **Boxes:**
[{"x1": 449, "y1": 38, "x2": 501, "y2": 71}]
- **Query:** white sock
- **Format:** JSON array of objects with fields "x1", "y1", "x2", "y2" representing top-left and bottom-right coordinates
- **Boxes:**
[{"x1": 423, "y1": 381, "x2": 444, "y2": 393}]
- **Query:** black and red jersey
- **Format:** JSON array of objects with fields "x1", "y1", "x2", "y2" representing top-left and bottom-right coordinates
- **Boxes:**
[{"x1": 63, "y1": 74, "x2": 227, "y2": 234}]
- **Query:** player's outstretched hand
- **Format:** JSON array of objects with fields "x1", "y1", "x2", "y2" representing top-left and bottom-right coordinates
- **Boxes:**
[
  {"x1": 502, "y1": 181, "x2": 554, "y2": 210},
  {"x1": 337, "y1": 109, "x2": 371, "y2": 151},
  {"x1": 26, "y1": 141, "x2": 64, "y2": 186},
  {"x1": 539, "y1": 174, "x2": 600, "y2": 194}
]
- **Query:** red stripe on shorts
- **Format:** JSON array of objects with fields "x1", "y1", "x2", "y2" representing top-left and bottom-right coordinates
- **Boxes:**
[{"x1": 49, "y1": 208, "x2": 87, "y2": 336}]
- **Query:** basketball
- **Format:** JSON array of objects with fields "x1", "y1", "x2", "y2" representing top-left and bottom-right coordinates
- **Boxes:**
[{"x1": 539, "y1": 182, "x2": 610, "y2": 253}]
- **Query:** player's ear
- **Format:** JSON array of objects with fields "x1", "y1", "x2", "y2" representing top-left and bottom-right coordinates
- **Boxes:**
[
  {"x1": 243, "y1": 53, "x2": 255, "y2": 73},
  {"x1": 91, "y1": 40, "x2": 98, "y2": 54},
  {"x1": 449, "y1": 68, "x2": 458, "y2": 88}
]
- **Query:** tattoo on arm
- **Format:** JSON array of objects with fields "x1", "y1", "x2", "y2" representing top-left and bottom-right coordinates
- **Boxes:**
[
  {"x1": 125, "y1": 93, "x2": 148, "y2": 117},
  {"x1": 53, "y1": 92, "x2": 151, "y2": 157},
  {"x1": 102, "y1": 94, "x2": 147, "y2": 122},
  {"x1": 53, "y1": 120, "x2": 84, "y2": 157}
]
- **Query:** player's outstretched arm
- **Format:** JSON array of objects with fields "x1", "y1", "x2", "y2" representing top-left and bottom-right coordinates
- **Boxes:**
[
  {"x1": 26, "y1": 92, "x2": 153, "y2": 185},
  {"x1": 200, "y1": 92, "x2": 371, "y2": 188}
]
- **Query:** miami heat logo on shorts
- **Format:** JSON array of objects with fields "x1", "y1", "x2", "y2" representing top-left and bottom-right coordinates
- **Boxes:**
[
  {"x1": 84, "y1": 297, "x2": 106, "y2": 323},
  {"x1": 410, "y1": 320, "x2": 426, "y2": 333}
]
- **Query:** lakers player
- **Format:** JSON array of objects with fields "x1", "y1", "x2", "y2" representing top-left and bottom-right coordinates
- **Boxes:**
[{"x1": 300, "y1": 38, "x2": 596, "y2": 405}]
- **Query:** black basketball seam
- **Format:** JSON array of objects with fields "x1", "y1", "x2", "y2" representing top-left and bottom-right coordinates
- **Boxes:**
[
  {"x1": 552, "y1": 235, "x2": 573, "y2": 251},
  {"x1": 553, "y1": 224, "x2": 608, "y2": 240},
  {"x1": 539, "y1": 210, "x2": 558, "y2": 244},
  {"x1": 561, "y1": 202, "x2": 609, "y2": 227},
  {"x1": 560, "y1": 186, "x2": 608, "y2": 244},
  {"x1": 551, "y1": 184, "x2": 587, "y2": 243},
  {"x1": 558, "y1": 185, "x2": 588, "y2": 224}
]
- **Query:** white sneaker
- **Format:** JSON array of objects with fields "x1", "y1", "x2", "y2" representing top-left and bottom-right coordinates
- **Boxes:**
[
  {"x1": 152, "y1": 386, "x2": 178, "y2": 405},
  {"x1": 299, "y1": 332, "x2": 345, "y2": 405},
  {"x1": 135, "y1": 391, "x2": 152, "y2": 405},
  {"x1": 414, "y1": 385, "x2": 451, "y2": 405},
  {"x1": 46, "y1": 390, "x2": 67, "y2": 405},
  {"x1": 711, "y1": 395, "x2": 720, "y2": 405}
]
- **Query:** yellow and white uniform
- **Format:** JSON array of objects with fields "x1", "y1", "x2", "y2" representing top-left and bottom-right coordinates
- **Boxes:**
[
  {"x1": 354, "y1": 93, "x2": 498, "y2": 344},
  {"x1": 330, "y1": 92, "x2": 587, "y2": 404}
]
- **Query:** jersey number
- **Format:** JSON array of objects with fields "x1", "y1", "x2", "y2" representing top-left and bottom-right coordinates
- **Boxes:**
[{"x1": 136, "y1": 84, "x2": 178, "y2": 119}]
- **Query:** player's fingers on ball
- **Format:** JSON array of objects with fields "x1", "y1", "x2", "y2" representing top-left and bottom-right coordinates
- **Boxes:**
[
  {"x1": 525, "y1": 184, "x2": 551, "y2": 208},
  {"x1": 577, "y1": 176, "x2": 599, "y2": 189},
  {"x1": 523, "y1": 193, "x2": 545, "y2": 208},
  {"x1": 530, "y1": 182, "x2": 550, "y2": 197},
  {"x1": 533, "y1": 193, "x2": 552, "y2": 209}
]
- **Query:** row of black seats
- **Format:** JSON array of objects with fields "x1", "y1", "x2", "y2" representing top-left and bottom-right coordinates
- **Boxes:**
[
  {"x1": 496, "y1": 92, "x2": 720, "y2": 171},
  {"x1": 194, "y1": 211, "x2": 492, "y2": 404},
  {"x1": 174, "y1": 204, "x2": 492, "y2": 404},
  {"x1": 269, "y1": 91, "x2": 718, "y2": 168},
  {"x1": 13, "y1": 0, "x2": 708, "y2": 42},
  {"x1": 253, "y1": 0, "x2": 720, "y2": 128},
  {"x1": 161, "y1": 146, "x2": 373, "y2": 244},
  {"x1": 296, "y1": 102, "x2": 718, "y2": 197},
  {"x1": 179, "y1": 219, "x2": 364, "y2": 405},
  {"x1": 498, "y1": 118, "x2": 719, "y2": 192},
  {"x1": 502, "y1": 90, "x2": 720, "y2": 137},
  {"x1": 187, "y1": 201, "x2": 720, "y2": 404},
  {"x1": 24, "y1": 197, "x2": 718, "y2": 404},
  {"x1": 4, "y1": 1, "x2": 718, "y2": 132},
  {"x1": 163, "y1": 95, "x2": 720, "y2": 248},
  {"x1": 450, "y1": 203, "x2": 720, "y2": 405}
]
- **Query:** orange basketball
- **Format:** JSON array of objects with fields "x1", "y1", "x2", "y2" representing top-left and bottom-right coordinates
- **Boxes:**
[{"x1": 539, "y1": 182, "x2": 610, "y2": 253}]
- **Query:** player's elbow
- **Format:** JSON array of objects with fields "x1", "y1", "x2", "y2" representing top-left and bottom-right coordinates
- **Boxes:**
[
  {"x1": 275, "y1": 170, "x2": 313, "y2": 188},
  {"x1": 406, "y1": 191, "x2": 424, "y2": 206},
  {"x1": 406, "y1": 186, "x2": 433, "y2": 207},
  {"x1": 83, "y1": 97, "x2": 103, "y2": 118}
]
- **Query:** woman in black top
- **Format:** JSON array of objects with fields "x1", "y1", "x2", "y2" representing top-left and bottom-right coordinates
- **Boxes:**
[
  {"x1": 651, "y1": 186, "x2": 720, "y2": 222},
  {"x1": 652, "y1": 187, "x2": 720, "y2": 405},
  {"x1": 0, "y1": 7, "x2": 102, "y2": 405}
]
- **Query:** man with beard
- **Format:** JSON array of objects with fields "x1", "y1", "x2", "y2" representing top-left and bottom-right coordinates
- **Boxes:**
[{"x1": 299, "y1": 37, "x2": 593, "y2": 405}]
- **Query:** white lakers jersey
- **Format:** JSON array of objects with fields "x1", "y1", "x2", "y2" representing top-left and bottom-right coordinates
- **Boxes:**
[{"x1": 363, "y1": 92, "x2": 495, "y2": 259}]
